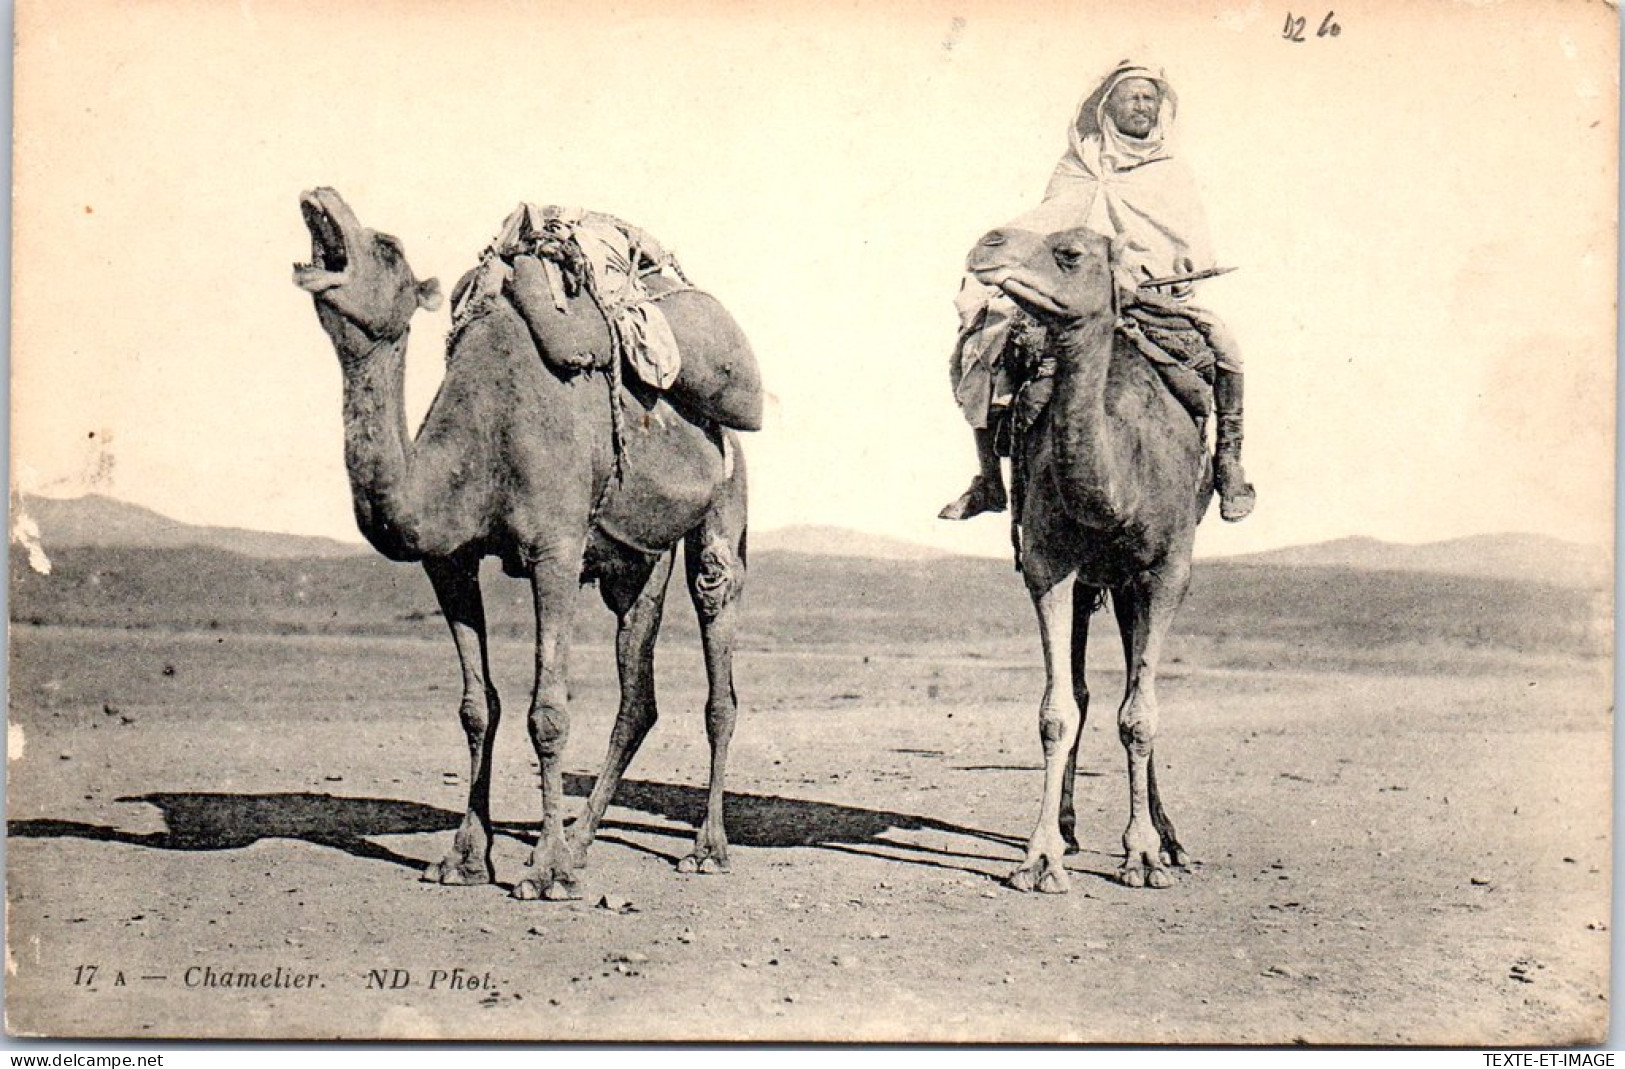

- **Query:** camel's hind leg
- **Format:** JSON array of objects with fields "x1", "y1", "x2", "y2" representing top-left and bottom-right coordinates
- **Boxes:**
[
  {"x1": 1059, "y1": 580, "x2": 1099, "y2": 855},
  {"x1": 566, "y1": 548, "x2": 676, "y2": 869},
  {"x1": 1010, "y1": 572, "x2": 1082, "y2": 894},
  {"x1": 1111, "y1": 562, "x2": 1192, "y2": 889},
  {"x1": 422, "y1": 553, "x2": 501, "y2": 886},
  {"x1": 1148, "y1": 753, "x2": 1188, "y2": 867},
  {"x1": 677, "y1": 469, "x2": 747, "y2": 875}
]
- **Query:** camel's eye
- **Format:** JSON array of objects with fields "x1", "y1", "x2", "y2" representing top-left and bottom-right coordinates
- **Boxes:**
[{"x1": 1053, "y1": 244, "x2": 1086, "y2": 271}]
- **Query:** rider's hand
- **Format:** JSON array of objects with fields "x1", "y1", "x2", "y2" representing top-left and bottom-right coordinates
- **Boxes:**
[{"x1": 1167, "y1": 258, "x2": 1195, "y2": 301}]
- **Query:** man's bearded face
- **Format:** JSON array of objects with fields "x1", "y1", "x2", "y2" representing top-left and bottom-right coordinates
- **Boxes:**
[{"x1": 1104, "y1": 78, "x2": 1162, "y2": 139}]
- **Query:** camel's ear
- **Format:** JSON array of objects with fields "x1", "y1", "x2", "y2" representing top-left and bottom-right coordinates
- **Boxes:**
[{"x1": 416, "y1": 277, "x2": 444, "y2": 313}]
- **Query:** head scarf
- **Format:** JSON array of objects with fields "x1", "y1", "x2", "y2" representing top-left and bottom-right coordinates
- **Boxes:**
[
  {"x1": 1073, "y1": 62, "x2": 1179, "y2": 171},
  {"x1": 1043, "y1": 61, "x2": 1214, "y2": 288}
]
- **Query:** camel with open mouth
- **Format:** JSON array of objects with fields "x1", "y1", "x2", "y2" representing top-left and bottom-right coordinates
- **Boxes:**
[{"x1": 293, "y1": 188, "x2": 751, "y2": 901}]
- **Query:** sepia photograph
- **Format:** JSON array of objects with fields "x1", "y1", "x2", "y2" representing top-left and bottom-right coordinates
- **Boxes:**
[{"x1": 5, "y1": 0, "x2": 1617, "y2": 1046}]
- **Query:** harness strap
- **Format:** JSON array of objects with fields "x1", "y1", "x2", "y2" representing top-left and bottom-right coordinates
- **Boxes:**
[{"x1": 574, "y1": 251, "x2": 629, "y2": 484}]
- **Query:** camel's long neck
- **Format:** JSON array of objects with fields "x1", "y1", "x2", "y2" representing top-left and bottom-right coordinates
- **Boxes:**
[
  {"x1": 338, "y1": 331, "x2": 423, "y2": 559},
  {"x1": 1048, "y1": 312, "x2": 1132, "y2": 526}
]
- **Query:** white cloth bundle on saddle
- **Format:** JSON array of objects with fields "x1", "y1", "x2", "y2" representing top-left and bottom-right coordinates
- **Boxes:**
[{"x1": 492, "y1": 204, "x2": 684, "y2": 390}]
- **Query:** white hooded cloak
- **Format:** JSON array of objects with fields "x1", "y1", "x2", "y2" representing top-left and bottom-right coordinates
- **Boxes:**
[
  {"x1": 951, "y1": 62, "x2": 1223, "y2": 426},
  {"x1": 1043, "y1": 61, "x2": 1215, "y2": 287}
]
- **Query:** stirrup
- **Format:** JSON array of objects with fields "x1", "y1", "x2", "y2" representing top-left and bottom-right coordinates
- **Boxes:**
[{"x1": 939, "y1": 476, "x2": 1007, "y2": 521}]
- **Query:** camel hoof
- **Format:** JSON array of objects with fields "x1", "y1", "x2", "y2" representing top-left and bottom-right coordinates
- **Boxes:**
[
  {"x1": 677, "y1": 854, "x2": 731, "y2": 875},
  {"x1": 1009, "y1": 857, "x2": 1069, "y2": 894},
  {"x1": 1119, "y1": 862, "x2": 1172, "y2": 889},
  {"x1": 422, "y1": 859, "x2": 492, "y2": 886},
  {"x1": 1161, "y1": 846, "x2": 1190, "y2": 868},
  {"x1": 512, "y1": 875, "x2": 579, "y2": 902}
]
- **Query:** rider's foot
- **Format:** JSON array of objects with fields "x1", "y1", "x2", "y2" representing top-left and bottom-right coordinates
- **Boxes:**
[
  {"x1": 939, "y1": 475, "x2": 1008, "y2": 521},
  {"x1": 1214, "y1": 455, "x2": 1256, "y2": 522}
]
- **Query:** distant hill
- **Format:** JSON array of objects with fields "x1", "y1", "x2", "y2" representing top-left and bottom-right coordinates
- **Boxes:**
[
  {"x1": 1226, "y1": 533, "x2": 1611, "y2": 588},
  {"x1": 8, "y1": 498, "x2": 1614, "y2": 668},
  {"x1": 12, "y1": 494, "x2": 364, "y2": 560},
  {"x1": 10, "y1": 542, "x2": 1611, "y2": 670},
  {"x1": 751, "y1": 525, "x2": 952, "y2": 561},
  {"x1": 8, "y1": 494, "x2": 1612, "y2": 590}
]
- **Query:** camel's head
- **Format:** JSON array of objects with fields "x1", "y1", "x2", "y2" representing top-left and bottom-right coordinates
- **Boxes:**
[
  {"x1": 294, "y1": 188, "x2": 442, "y2": 345},
  {"x1": 966, "y1": 208, "x2": 1114, "y2": 327}
]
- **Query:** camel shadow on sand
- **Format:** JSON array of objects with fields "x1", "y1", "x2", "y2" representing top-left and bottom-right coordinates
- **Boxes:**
[{"x1": 7, "y1": 775, "x2": 1118, "y2": 883}]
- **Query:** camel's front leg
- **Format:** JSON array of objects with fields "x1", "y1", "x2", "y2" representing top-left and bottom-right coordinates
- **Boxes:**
[
  {"x1": 679, "y1": 523, "x2": 746, "y2": 875},
  {"x1": 421, "y1": 554, "x2": 500, "y2": 886},
  {"x1": 566, "y1": 549, "x2": 674, "y2": 869},
  {"x1": 1010, "y1": 573, "x2": 1080, "y2": 894},
  {"x1": 1112, "y1": 563, "x2": 1192, "y2": 889},
  {"x1": 515, "y1": 559, "x2": 583, "y2": 901}
]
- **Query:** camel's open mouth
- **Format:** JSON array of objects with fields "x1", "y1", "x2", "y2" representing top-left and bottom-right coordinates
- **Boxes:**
[
  {"x1": 293, "y1": 192, "x2": 349, "y2": 292},
  {"x1": 995, "y1": 275, "x2": 1073, "y2": 319}
]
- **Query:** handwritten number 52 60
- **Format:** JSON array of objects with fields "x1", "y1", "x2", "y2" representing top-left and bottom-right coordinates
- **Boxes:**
[{"x1": 1284, "y1": 11, "x2": 1341, "y2": 40}]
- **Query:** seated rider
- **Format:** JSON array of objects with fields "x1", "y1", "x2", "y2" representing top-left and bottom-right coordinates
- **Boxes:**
[{"x1": 941, "y1": 61, "x2": 1256, "y2": 523}]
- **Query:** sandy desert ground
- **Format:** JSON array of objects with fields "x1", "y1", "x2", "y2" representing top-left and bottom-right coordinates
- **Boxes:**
[{"x1": 4, "y1": 608, "x2": 1611, "y2": 1044}]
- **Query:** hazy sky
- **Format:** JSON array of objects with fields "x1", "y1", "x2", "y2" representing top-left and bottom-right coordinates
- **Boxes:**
[{"x1": 11, "y1": 0, "x2": 1618, "y2": 559}]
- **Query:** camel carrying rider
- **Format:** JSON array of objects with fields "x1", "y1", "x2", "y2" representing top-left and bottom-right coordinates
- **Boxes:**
[{"x1": 940, "y1": 61, "x2": 1256, "y2": 523}]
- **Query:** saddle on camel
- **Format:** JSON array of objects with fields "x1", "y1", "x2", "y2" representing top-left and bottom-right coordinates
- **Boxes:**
[
  {"x1": 980, "y1": 255, "x2": 1241, "y2": 536},
  {"x1": 453, "y1": 203, "x2": 765, "y2": 433}
]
